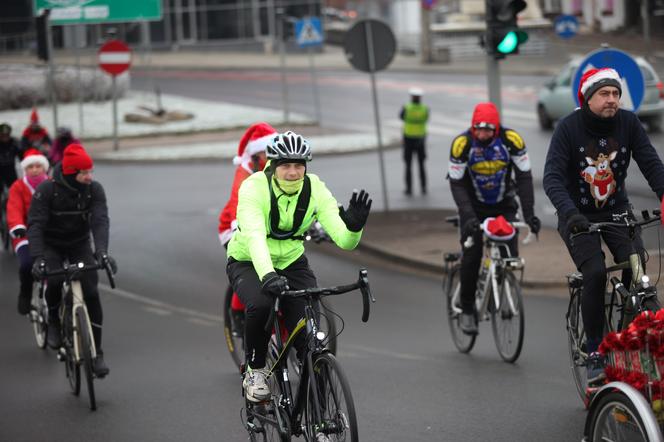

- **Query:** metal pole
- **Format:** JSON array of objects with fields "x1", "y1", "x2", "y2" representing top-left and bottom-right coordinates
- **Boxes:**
[
  {"x1": 277, "y1": 7, "x2": 289, "y2": 123},
  {"x1": 75, "y1": 24, "x2": 84, "y2": 136},
  {"x1": 307, "y1": 46, "x2": 322, "y2": 125},
  {"x1": 486, "y1": 54, "x2": 502, "y2": 115},
  {"x1": 364, "y1": 21, "x2": 389, "y2": 212},
  {"x1": 112, "y1": 75, "x2": 119, "y2": 151},
  {"x1": 45, "y1": 13, "x2": 58, "y2": 133},
  {"x1": 642, "y1": 0, "x2": 652, "y2": 57}
]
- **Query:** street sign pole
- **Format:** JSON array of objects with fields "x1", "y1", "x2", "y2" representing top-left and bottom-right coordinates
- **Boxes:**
[
  {"x1": 307, "y1": 45, "x2": 322, "y2": 124},
  {"x1": 364, "y1": 21, "x2": 389, "y2": 212},
  {"x1": 112, "y1": 75, "x2": 118, "y2": 151}
]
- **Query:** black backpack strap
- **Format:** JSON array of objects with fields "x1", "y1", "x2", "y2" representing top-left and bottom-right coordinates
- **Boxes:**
[{"x1": 265, "y1": 168, "x2": 311, "y2": 240}]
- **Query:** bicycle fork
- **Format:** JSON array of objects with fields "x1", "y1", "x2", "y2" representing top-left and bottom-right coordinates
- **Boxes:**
[{"x1": 58, "y1": 280, "x2": 97, "y2": 363}]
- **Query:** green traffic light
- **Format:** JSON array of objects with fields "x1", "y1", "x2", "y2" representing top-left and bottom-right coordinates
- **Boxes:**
[
  {"x1": 497, "y1": 31, "x2": 518, "y2": 54},
  {"x1": 496, "y1": 29, "x2": 528, "y2": 55}
]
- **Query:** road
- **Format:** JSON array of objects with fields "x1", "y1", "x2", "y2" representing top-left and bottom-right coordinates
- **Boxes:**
[
  {"x1": 0, "y1": 161, "x2": 587, "y2": 441},
  {"x1": 131, "y1": 68, "x2": 664, "y2": 222}
]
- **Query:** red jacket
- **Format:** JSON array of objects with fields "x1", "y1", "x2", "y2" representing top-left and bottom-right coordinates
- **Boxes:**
[
  {"x1": 7, "y1": 177, "x2": 39, "y2": 252},
  {"x1": 218, "y1": 165, "x2": 252, "y2": 245}
]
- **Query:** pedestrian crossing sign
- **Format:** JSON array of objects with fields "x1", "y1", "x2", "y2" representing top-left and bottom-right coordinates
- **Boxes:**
[{"x1": 295, "y1": 17, "x2": 324, "y2": 48}]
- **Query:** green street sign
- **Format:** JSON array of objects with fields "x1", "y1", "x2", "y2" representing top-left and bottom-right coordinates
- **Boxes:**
[{"x1": 34, "y1": 0, "x2": 162, "y2": 25}]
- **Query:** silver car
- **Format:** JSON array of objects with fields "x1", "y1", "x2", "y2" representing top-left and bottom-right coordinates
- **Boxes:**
[{"x1": 536, "y1": 57, "x2": 664, "y2": 132}]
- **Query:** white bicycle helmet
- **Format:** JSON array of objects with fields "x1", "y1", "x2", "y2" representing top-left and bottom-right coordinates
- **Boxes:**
[{"x1": 266, "y1": 131, "x2": 312, "y2": 162}]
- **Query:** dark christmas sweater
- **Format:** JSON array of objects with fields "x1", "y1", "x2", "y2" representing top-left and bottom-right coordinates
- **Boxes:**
[{"x1": 543, "y1": 108, "x2": 664, "y2": 218}]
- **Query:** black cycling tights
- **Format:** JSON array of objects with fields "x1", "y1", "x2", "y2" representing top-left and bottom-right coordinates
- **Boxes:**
[{"x1": 579, "y1": 256, "x2": 607, "y2": 350}]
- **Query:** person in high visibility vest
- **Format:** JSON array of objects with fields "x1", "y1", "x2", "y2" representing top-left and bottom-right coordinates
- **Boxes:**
[{"x1": 399, "y1": 88, "x2": 429, "y2": 195}]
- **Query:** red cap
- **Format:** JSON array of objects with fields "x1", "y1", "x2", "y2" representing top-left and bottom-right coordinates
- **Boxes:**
[
  {"x1": 577, "y1": 68, "x2": 622, "y2": 106},
  {"x1": 62, "y1": 144, "x2": 93, "y2": 175},
  {"x1": 471, "y1": 102, "x2": 500, "y2": 138}
]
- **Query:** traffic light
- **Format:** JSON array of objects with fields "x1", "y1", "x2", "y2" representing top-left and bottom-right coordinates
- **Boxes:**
[
  {"x1": 35, "y1": 10, "x2": 50, "y2": 62},
  {"x1": 485, "y1": 0, "x2": 528, "y2": 59}
]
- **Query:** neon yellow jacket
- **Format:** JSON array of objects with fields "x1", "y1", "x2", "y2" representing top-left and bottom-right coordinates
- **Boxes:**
[
  {"x1": 402, "y1": 102, "x2": 429, "y2": 138},
  {"x1": 227, "y1": 170, "x2": 362, "y2": 280}
]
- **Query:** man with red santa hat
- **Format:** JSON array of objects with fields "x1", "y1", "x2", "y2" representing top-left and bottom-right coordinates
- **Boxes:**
[
  {"x1": 7, "y1": 148, "x2": 50, "y2": 315},
  {"x1": 218, "y1": 123, "x2": 277, "y2": 336},
  {"x1": 28, "y1": 143, "x2": 116, "y2": 377},
  {"x1": 544, "y1": 67, "x2": 664, "y2": 386}
]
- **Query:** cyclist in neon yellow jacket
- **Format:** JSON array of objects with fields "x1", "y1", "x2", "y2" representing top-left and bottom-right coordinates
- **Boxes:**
[{"x1": 226, "y1": 131, "x2": 372, "y2": 403}]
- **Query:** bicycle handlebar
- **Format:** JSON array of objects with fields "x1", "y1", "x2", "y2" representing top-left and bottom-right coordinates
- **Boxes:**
[
  {"x1": 39, "y1": 259, "x2": 116, "y2": 289},
  {"x1": 569, "y1": 210, "x2": 661, "y2": 240},
  {"x1": 264, "y1": 269, "x2": 374, "y2": 333}
]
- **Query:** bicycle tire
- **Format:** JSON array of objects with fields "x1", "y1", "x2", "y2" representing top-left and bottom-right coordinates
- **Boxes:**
[
  {"x1": 587, "y1": 391, "x2": 650, "y2": 442},
  {"x1": 490, "y1": 270, "x2": 525, "y2": 363},
  {"x1": 62, "y1": 310, "x2": 81, "y2": 395},
  {"x1": 567, "y1": 287, "x2": 588, "y2": 405},
  {"x1": 261, "y1": 405, "x2": 291, "y2": 442},
  {"x1": 31, "y1": 285, "x2": 48, "y2": 349},
  {"x1": 76, "y1": 308, "x2": 96, "y2": 411},
  {"x1": 305, "y1": 353, "x2": 358, "y2": 442},
  {"x1": 223, "y1": 285, "x2": 245, "y2": 372},
  {"x1": 445, "y1": 266, "x2": 476, "y2": 353}
]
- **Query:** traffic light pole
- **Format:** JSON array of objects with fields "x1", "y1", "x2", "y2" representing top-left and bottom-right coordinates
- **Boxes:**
[{"x1": 486, "y1": 54, "x2": 502, "y2": 115}]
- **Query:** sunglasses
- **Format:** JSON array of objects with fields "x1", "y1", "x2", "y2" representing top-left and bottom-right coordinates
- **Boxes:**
[{"x1": 473, "y1": 122, "x2": 496, "y2": 130}]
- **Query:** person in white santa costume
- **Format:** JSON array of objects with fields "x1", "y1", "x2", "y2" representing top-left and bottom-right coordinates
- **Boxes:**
[
  {"x1": 7, "y1": 148, "x2": 50, "y2": 315},
  {"x1": 218, "y1": 122, "x2": 277, "y2": 246}
]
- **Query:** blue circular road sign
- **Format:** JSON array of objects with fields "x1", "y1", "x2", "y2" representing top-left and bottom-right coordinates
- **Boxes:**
[
  {"x1": 572, "y1": 48, "x2": 645, "y2": 111},
  {"x1": 554, "y1": 14, "x2": 579, "y2": 39}
]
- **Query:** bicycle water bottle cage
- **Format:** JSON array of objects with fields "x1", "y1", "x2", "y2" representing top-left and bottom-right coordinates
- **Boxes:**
[{"x1": 482, "y1": 216, "x2": 516, "y2": 242}]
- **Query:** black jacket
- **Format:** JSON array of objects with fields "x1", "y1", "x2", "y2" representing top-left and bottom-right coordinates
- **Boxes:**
[
  {"x1": 28, "y1": 164, "x2": 109, "y2": 257},
  {"x1": 0, "y1": 137, "x2": 20, "y2": 167},
  {"x1": 543, "y1": 108, "x2": 664, "y2": 218}
]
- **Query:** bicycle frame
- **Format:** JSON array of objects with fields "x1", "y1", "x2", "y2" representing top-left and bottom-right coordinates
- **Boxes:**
[
  {"x1": 450, "y1": 236, "x2": 525, "y2": 321},
  {"x1": 62, "y1": 279, "x2": 97, "y2": 363}
]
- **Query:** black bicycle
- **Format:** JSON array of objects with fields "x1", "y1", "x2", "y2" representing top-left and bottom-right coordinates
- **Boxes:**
[
  {"x1": 37, "y1": 257, "x2": 116, "y2": 411},
  {"x1": 566, "y1": 210, "x2": 662, "y2": 405},
  {"x1": 242, "y1": 268, "x2": 374, "y2": 442},
  {"x1": 223, "y1": 222, "x2": 338, "y2": 372}
]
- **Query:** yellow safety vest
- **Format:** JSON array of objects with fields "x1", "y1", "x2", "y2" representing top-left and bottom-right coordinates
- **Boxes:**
[{"x1": 403, "y1": 103, "x2": 428, "y2": 138}]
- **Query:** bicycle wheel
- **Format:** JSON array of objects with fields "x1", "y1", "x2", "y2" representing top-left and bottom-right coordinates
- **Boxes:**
[
  {"x1": 30, "y1": 286, "x2": 48, "y2": 349},
  {"x1": 246, "y1": 405, "x2": 291, "y2": 442},
  {"x1": 305, "y1": 353, "x2": 358, "y2": 442},
  {"x1": 587, "y1": 391, "x2": 650, "y2": 442},
  {"x1": 63, "y1": 311, "x2": 81, "y2": 395},
  {"x1": 223, "y1": 285, "x2": 244, "y2": 371},
  {"x1": 76, "y1": 308, "x2": 96, "y2": 411},
  {"x1": 567, "y1": 288, "x2": 588, "y2": 404},
  {"x1": 445, "y1": 265, "x2": 476, "y2": 353},
  {"x1": 490, "y1": 270, "x2": 525, "y2": 363}
]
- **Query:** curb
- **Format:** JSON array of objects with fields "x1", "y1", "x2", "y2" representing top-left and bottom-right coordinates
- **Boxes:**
[{"x1": 357, "y1": 241, "x2": 569, "y2": 289}]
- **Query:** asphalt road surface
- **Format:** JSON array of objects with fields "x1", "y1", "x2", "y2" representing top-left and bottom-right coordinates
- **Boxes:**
[{"x1": 0, "y1": 160, "x2": 615, "y2": 442}]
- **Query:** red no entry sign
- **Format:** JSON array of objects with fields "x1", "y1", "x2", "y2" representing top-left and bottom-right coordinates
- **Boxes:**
[{"x1": 98, "y1": 39, "x2": 132, "y2": 76}]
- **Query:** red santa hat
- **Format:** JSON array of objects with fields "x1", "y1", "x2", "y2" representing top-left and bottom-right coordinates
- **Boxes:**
[
  {"x1": 62, "y1": 143, "x2": 93, "y2": 175},
  {"x1": 30, "y1": 107, "x2": 40, "y2": 125},
  {"x1": 232, "y1": 122, "x2": 277, "y2": 169},
  {"x1": 577, "y1": 68, "x2": 622, "y2": 106},
  {"x1": 20, "y1": 148, "x2": 49, "y2": 171}
]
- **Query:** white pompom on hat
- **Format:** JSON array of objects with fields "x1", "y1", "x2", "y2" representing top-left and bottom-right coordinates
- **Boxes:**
[
  {"x1": 20, "y1": 148, "x2": 49, "y2": 171},
  {"x1": 232, "y1": 122, "x2": 277, "y2": 169}
]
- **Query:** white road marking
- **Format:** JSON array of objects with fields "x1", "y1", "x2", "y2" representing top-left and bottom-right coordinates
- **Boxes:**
[{"x1": 100, "y1": 283, "x2": 222, "y2": 324}]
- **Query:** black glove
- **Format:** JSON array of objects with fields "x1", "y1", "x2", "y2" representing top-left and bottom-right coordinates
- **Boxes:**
[
  {"x1": 261, "y1": 272, "x2": 289, "y2": 297},
  {"x1": 11, "y1": 227, "x2": 26, "y2": 239},
  {"x1": 95, "y1": 250, "x2": 118, "y2": 274},
  {"x1": 339, "y1": 189, "x2": 372, "y2": 232},
  {"x1": 31, "y1": 258, "x2": 47, "y2": 280},
  {"x1": 527, "y1": 216, "x2": 541, "y2": 235},
  {"x1": 566, "y1": 213, "x2": 590, "y2": 235},
  {"x1": 462, "y1": 218, "x2": 480, "y2": 240}
]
